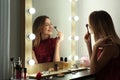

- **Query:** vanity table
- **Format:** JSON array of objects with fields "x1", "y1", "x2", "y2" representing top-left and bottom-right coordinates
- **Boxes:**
[{"x1": 29, "y1": 67, "x2": 95, "y2": 80}]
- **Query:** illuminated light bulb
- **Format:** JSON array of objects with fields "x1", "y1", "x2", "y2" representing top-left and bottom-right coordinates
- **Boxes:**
[
  {"x1": 74, "y1": 35, "x2": 79, "y2": 41},
  {"x1": 68, "y1": 16, "x2": 72, "y2": 21},
  {"x1": 28, "y1": 59, "x2": 35, "y2": 66},
  {"x1": 68, "y1": 35, "x2": 73, "y2": 40},
  {"x1": 74, "y1": 55, "x2": 79, "y2": 61},
  {"x1": 69, "y1": 16, "x2": 79, "y2": 21},
  {"x1": 28, "y1": 8, "x2": 36, "y2": 14},
  {"x1": 73, "y1": 16, "x2": 79, "y2": 21},
  {"x1": 27, "y1": 33, "x2": 36, "y2": 40},
  {"x1": 68, "y1": 55, "x2": 73, "y2": 60}
]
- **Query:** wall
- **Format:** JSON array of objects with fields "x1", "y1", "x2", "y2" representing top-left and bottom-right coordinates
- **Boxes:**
[
  {"x1": 10, "y1": 0, "x2": 21, "y2": 58},
  {"x1": 0, "y1": 0, "x2": 21, "y2": 79}
]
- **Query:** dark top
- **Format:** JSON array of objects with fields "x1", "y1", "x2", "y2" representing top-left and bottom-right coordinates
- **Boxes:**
[
  {"x1": 96, "y1": 45, "x2": 120, "y2": 80},
  {"x1": 33, "y1": 38, "x2": 57, "y2": 63}
]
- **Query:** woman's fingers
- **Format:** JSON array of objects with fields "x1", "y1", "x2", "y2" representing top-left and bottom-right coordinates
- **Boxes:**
[{"x1": 84, "y1": 31, "x2": 91, "y2": 43}]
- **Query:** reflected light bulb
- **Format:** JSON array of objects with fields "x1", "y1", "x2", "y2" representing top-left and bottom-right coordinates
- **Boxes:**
[
  {"x1": 68, "y1": 36, "x2": 72, "y2": 40},
  {"x1": 68, "y1": 55, "x2": 73, "y2": 60},
  {"x1": 68, "y1": 16, "x2": 72, "y2": 21},
  {"x1": 73, "y1": 16, "x2": 79, "y2": 21},
  {"x1": 74, "y1": 35, "x2": 79, "y2": 41},
  {"x1": 28, "y1": 8, "x2": 36, "y2": 14},
  {"x1": 28, "y1": 33, "x2": 36, "y2": 40},
  {"x1": 28, "y1": 59, "x2": 35, "y2": 66},
  {"x1": 74, "y1": 55, "x2": 79, "y2": 61}
]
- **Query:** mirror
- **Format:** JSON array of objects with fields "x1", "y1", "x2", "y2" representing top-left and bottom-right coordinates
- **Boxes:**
[
  {"x1": 25, "y1": 0, "x2": 120, "y2": 74},
  {"x1": 32, "y1": 0, "x2": 72, "y2": 63}
]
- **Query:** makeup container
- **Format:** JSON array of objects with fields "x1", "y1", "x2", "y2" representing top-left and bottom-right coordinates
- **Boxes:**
[
  {"x1": 21, "y1": 68, "x2": 27, "y2": 79},
  {"x1": 10, "y1": 57, "x2": 14, "y2": 79},
  {"x1": 60, "y1": 57, "x2": 63, "y2": 61},
  {"x1": 54, "y1": 64, "x2": 59, "y2": 71},
  {"x1": 63, "y1": 57, "x2": 69, "y2": 69}
]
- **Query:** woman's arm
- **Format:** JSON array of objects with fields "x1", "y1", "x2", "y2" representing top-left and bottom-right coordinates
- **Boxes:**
[
  {"x1": 90, "y1": 38, "x2": 117, "y2": 74},
  {"x1": 53, "y1": 32, "x2": 64, "y2": 62},
  {"x1": 84, "y1": 32, "x2": 92, "y2": 58},
  {"x1": 32, "y1": 50, "x2": 38, "y2": 64},
  {"x1": 53, "y1": 43, "x2": 60, "y2": 61}
]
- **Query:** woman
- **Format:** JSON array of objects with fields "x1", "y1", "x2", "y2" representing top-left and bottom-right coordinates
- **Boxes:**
[
  {"x1": 32, "y1": 15, "x2": 64, "y2": 63},
  {"x1": 84, "y1": 10, "x2": 120, "y2": 80}
]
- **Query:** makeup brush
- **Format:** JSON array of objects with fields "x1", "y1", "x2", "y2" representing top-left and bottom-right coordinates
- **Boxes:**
[
  {"x1": 54, "y1": 26, "x2": 59, "y2": 32},
  {"x1": 86, "y1": 24, "x2": 89, "y2": 33}
]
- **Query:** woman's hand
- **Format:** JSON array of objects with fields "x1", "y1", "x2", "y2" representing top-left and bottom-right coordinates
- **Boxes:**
[
  {"x1": 84, "y1": 32, "x2": 92, "y2": 58},
  {"x1": 84, "y1": 31, "x2": 91, "y2": 45},
  {"x1": 56, "y1": 32, "x2": 64, "y2": 44},
  {"x1": 93, "y1": 36, "x2": 112, "y2": 50}
]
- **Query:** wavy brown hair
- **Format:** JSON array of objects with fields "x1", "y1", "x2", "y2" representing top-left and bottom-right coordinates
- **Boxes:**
[
  {"x1": 89, "y1": 10, "x2": 120, "y2": 44},
  {"x1": 33, "y1": 15, "x2": 49, "y2": 47}
]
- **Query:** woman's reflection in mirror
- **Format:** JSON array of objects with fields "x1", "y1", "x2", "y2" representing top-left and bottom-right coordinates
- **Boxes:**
[{"x1": 32, "y1": 15, "x2": 64, "y2": 63}]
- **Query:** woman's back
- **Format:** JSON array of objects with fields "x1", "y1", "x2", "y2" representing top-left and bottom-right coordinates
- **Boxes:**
[{"x1": 96, "y1": 45, "x2": 120, "y2": 80}]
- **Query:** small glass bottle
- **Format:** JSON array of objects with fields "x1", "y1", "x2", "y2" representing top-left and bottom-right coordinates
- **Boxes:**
[
  {"x1": 10, "y1": 57, "x2": 14, "y2": 80},
  {"x1": 21, "y1": 68, "x2": 27, "y2": 79}
]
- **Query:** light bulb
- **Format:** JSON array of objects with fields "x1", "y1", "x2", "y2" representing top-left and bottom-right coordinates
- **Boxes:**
[
  {"x1": 68, "y1": 36, "x2": 72, "y2": 40},
  {"x1": 68, "y1": 55, "x2": 73, "y2": 60},
  {"x1": 28, "y1": 8, "x2": 36, "y2": 14},
  {"x1": 74, "y1": 55, "x2": 79, "y2": 61},
  {"x1": 69, "y1": 16, "x2": 79, "y2": 21},
  {"x1": 68, "y1": 16, "x2": 72, "y2": 21},
  {"x1": 73, "y1": 16, "x2": 79, "y2": 21},
  {"x1": 27, "y1": 33, "x2": 36, "y2": 40},
  {"x1": 74, "y1": 35, "x2": 79, "y2": 41},
  {"x1": 28, "y1": 59, "x2": 35, "y2": 66}
]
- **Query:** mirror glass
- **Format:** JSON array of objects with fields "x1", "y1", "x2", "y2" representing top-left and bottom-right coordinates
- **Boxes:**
[
  {"x1": 32, "y1": 0, "x2": 72, "y2": 63},
  {"x1": 25, "y1": 0, "x2": 120, "y2": 74}
]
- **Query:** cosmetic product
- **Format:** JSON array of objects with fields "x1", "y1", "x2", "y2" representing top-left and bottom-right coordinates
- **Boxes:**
[
  {"x1": 10, "y1": 57, "x2": 14, "y2": 79},
  {"x1": 54, "y1": 64, "x2": 59, "y2": 71},
  {"x1": 86, "y1": 24, "x2": 89, "y2": 33},
  {"x1": 60, "y1": 57, "x2": 63, "y2": 61},
  {"x1": 54, "y1": 26, "x2": 59, "y2": 32},
  {"x1": 15, "y1": 64, "x2": 21, "y2": 79},
  {"x1": 18, "y1": 57, "x2": 22, "y2": 67},
  {"x1": 63, "y1": 62, "x2": 69, "y2": 69},
  {"x1": 21, "y1": 68, "x2": 27, "y2": 79},
  {"x1": 64, "y1": 57, "x2": 67, "y2": 62}
]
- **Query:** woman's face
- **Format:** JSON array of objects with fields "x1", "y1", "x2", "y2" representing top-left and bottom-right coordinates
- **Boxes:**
[{"x1": 41, "y1": 18, "x2": 53, "y2": 35}]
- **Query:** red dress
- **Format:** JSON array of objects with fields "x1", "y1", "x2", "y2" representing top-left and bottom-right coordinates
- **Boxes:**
[
  {"x1": 33, "y1": 38, "x2": 57, "y2": 63},
  {"x1": 95, "y1": 47, "x2": 120, "y2": 80}
]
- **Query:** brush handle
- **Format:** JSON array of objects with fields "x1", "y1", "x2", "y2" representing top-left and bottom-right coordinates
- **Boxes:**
[
  {"x1": 86, "y1": 24, "x2": 89, "y2": 33},
  {"x1": 54, "y1": 26, "x2": 59, "y2": 32}
]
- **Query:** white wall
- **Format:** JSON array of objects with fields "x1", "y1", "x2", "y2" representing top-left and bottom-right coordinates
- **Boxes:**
[{"x1": 76, "y1": 0, "x2": 120, "y2": 57}]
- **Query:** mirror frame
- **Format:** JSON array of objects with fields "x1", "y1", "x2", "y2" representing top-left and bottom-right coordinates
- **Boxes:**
[
  {"x1": 20, "y1": 0, "x2": 77, "y2": 74},
  {"x1": 20, "y1": 0, "x2": 32, "y2": 73}
]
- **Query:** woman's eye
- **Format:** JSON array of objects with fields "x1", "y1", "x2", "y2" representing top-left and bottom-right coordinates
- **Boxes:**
[{"x1": 44, "y1": 23, "x2": 53, "y2": 26}]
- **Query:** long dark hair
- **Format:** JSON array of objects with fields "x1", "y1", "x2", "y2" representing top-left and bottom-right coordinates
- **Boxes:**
[
  {"x1": 33, "y1": 15, "x2": 49, "y2": 47},
  {"x1": 89, "y1": 10, "x2": 120, "y2": 44}
]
